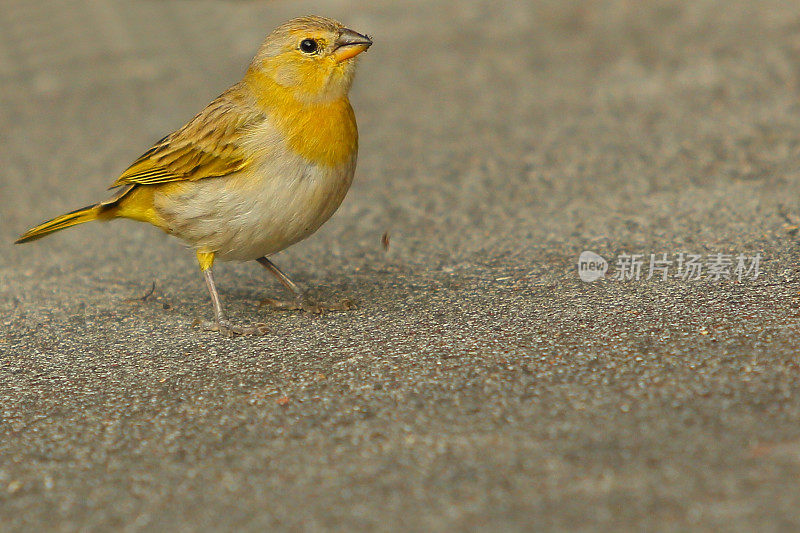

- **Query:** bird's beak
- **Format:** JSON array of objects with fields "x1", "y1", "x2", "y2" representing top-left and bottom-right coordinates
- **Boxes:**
[{"x1": 333, "y1": 29, "x2": 372, "y2": 63}]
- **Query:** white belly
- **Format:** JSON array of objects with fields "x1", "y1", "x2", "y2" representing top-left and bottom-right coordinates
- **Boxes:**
[{"x1": 153, "y1": 152, "x2": 356, "y2": 261}]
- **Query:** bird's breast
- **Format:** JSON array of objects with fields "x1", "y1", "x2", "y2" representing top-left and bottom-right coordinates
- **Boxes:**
[
  {"x1": 153, "y1": 111, "x2": 358, "y2": 261},
  {"x1": 253, "y1": 93, "x2": 358, "y2": 168}
]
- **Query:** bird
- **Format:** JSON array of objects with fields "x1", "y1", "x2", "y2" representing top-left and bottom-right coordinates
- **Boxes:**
[{"x1": 15, "y1": 15, "x2": 372, "y2": 336}]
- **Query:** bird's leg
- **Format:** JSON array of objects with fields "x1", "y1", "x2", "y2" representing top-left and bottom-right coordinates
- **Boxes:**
[
  {"x1": 257, "y1": 256, "x2": 354, "y2": 314},
  {"x1": 257, "y1": 256, "x2": 303, "y2": 297},
  {"x1": 198, "y1": 251, "x2": 268, "y2": 336}
]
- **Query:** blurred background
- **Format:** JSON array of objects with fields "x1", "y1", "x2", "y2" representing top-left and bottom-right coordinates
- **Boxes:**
[
  {"x1": 3, "y1": 1, "x2": 800, "y2": 265},
  {"x1": 3, "y1": 1, "x2": 800, "y2": 531}
]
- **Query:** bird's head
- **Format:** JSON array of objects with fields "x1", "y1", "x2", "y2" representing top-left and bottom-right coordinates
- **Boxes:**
[{"x1": 248, "y1": 16, "x2": 372, "y2": 104}]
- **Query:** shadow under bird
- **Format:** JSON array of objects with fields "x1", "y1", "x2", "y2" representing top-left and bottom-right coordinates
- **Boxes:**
[{"x1": 15, "y1": 15, "x2": 372, "y2": 336}]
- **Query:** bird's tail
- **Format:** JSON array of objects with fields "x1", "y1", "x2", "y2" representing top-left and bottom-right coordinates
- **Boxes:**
[{"x1": 15, "y1": 204, "x2": 105, "y2": 244}]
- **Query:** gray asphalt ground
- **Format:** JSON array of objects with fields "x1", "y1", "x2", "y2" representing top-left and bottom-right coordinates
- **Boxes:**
[{"x1": 2, "y1": 0, "x2": 800, "y2": 530}]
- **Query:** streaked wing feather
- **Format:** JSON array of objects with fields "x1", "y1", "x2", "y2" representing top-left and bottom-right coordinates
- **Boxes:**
[{"x1": 111, "y1": 87, "x2": 263, "y2": 188}]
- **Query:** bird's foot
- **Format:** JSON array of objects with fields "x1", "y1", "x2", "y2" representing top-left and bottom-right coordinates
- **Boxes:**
[
  {"x1": 259, "y1": 296, "x2": 355, "y2": 315},
  {"x1": 197, "y1": 318, "x2": 269, "y2": 337}
]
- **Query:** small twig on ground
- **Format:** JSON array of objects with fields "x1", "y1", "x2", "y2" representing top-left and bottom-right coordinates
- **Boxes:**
[
  {"x1": 126, "y1": 281, "x2": 157, "y2": 302},
  {"x1": 777, "y1": 204, "x2": 799, "y2": 236}
]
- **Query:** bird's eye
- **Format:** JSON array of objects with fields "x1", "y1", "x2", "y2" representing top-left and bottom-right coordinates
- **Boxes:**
[{"x1": 299, "y1": 39, "x2": 319, "y2": 54}]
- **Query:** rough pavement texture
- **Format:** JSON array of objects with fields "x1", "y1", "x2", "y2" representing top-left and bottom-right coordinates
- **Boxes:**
[{"x1": 2, "y1": 0, "x2": 800, "y2": 531}]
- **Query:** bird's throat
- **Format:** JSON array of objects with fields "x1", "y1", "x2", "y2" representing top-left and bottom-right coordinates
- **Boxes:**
[{"x1": 245, "y1": 70, "x2": 358, "y2": 168}]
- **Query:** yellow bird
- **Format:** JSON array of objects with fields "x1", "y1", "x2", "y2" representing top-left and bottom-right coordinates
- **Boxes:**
[{"x1": 15, "y1": 15, "x2": 372, "y2": 336}]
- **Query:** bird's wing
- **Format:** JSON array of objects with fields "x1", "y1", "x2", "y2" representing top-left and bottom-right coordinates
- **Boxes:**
[{"x1": 111, "y1": 88, "x2": 264, "y2": 188}]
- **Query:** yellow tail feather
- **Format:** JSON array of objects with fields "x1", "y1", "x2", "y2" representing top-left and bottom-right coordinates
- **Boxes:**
[{"x1": 15, "y1": 204, "x2": 103, "y2": 244}]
